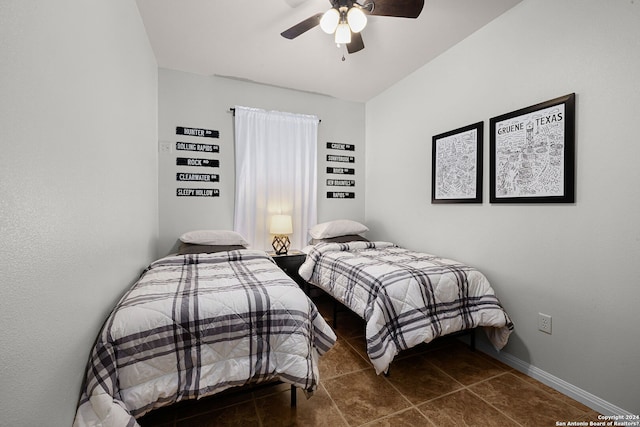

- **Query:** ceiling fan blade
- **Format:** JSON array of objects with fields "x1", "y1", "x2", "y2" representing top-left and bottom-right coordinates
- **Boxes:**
[
  {"x1": 368, "y1": 0, "x2": 424, "y2": 18},
  {"x1": 281, "y1": 13, "x2": 323, "y2": 39},
  {"x1": 347, "y1": 32, "x2": 365, "y2": 54}
]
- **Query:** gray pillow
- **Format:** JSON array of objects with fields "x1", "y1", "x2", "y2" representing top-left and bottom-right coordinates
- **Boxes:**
[
  {"x1": 177, "y1": 243, "x2": 246, "y2": 255},
  {"x1": 310, "y1": 234, "x2": 369, "y2": 245}
]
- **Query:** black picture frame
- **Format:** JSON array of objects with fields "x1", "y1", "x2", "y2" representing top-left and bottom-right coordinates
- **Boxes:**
[
  {"x1": 490, "y1": 93, "x2": 575, "y2": 203},
  {"x1": 431, "y1": 121, "x2": 483, "y2": 204}
]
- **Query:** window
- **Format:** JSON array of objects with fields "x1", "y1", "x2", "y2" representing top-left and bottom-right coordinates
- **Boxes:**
[{"x1": 233, "y1": 106, "x2": 319, "y2": 251}]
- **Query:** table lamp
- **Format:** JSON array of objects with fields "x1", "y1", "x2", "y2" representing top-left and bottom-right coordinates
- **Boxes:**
[{"x1": 270, "y1": 214, "x2": 293, "y2": 255}]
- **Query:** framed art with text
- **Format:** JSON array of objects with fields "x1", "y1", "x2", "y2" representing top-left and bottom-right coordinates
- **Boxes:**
[
  {"x1": 432, "y1": 121, "x2": 483, "y2": 203},
  {"x1": 490, "y1": 93, "x2": 575, "y2": 203}
]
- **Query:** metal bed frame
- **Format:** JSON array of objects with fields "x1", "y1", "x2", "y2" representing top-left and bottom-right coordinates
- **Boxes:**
[{"x1": 329, "y1": 296, "x2": 477, "y2": 376}]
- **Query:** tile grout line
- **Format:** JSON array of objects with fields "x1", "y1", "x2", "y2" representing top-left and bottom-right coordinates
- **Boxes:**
[
  {"x1": 252, "y1": 395, "x2": 264, "y2": 427},
  {"x1": 373, "y1": 356, "x2": 467, "y2": 426},
  {"x1": 339, "y1": 331, "x2": 482, "y2": 426},
  {"x1": 361, "y1": 407, "x2": 439, "y2": 427},
  {"x1": 319, "y1": 382, "x2": 352, "y2": 427},
  {"x1": 424, "y1": 359, "x2": 527, "y2": 426},
  {"x1": 322, "y1": 364, "x2": 374, "y2": 382},
  {"x1": 377, "y1": 356, "x2": 524, "y2": 426},
  {"x1": 377, "y1": 376, "x2": 439, "y2": 427},
  {"x1": 465, "y1": 372, "x2": 525, "y2": 426},
  {"x1": 326, "y1": 335, "x2": 439, "y2": 426}
]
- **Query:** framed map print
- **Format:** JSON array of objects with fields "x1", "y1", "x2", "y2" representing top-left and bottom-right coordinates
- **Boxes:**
[
  {"x1": 432, "y1": 121, "x2": 483, "y2": 204},
  {"x1": 490, "y1": 93, "x2": 575, "y2": 203}
]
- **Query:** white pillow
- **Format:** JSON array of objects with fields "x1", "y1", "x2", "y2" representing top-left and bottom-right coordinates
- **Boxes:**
[
  {"x1": 179, "y1": 230, "x2": 249, "y2": 246},
  {"x1": 309, "y1": 220, "x2": 369, "y2": 239}
]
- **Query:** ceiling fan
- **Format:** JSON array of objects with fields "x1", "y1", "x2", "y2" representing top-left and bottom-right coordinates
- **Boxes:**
[{"x1": 281, "y1": 0, "x2": 425, "y2": 54}]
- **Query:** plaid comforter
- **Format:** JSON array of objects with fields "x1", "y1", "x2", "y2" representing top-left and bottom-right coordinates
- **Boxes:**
[
  {"x1": 299, "y1": 241, "x2": 513, "y2": 374},
  {"x1": 74, "y1": 250, "x2": 336, "y2": 427}
]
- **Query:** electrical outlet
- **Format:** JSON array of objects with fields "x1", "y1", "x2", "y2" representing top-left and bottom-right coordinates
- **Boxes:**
[{"x1": 538, "y1": 313, "x2": 552, "y2": 334}]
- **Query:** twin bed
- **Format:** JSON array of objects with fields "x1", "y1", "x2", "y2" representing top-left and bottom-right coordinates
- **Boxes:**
[
  {"x1": 74, "y1": 223, "x2": 513, "y2": 426},
  {"x1": 73, "y1": 231, "x2": 336, "y2": 427},
  {"x1": 300, "y1": 220, "x2": 513, "y2": 375}
]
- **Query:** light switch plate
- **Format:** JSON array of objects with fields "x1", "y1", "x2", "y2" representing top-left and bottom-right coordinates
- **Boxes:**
[{"x1": 159, "y1": 141, "x2": 172, "y2": 154}]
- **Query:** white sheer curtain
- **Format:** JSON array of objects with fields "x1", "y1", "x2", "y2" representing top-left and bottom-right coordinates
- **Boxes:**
[{"x1": 233, "y1": 106, "x2": 318, "y2": 251}]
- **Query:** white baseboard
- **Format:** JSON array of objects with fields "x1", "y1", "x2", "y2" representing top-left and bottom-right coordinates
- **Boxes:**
[{"x1": 475, "y1": 341, "x2": 631, "y2": 417}]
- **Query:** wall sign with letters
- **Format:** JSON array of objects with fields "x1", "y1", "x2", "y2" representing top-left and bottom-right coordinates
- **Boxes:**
[
  {"x1": 326, "y1": 142, "x2": 356, "y2": 199},
  {"x1": 176, "y1": 142, "x2": 219, "y2": 153},
  {"x1": 327, "y1": 192, "x2": 355, "y2": 199},
  {"x1": 326, "y1": 179, "x2": 355, "y2": 187},
  {"x1": 176, "y1": 157, "x2": 219, "y2": 168},
  {"x1": 326, "y1": 142, "x2": 355, "y2": 151},
  {"x1": 326, "y1": 154, "x2": 355, "y2": 163},
  {"x1": 174, "y1": 125, "x2": 220, "y2": 197},
  {"x1": 177, "y1": 188, "x2": 220, "y2": 197},
  {"x1": 176, "y1": 126, "x2": 219, "y2": 138},
  {"x1": 176, "y1": 173, "x2": 219, "y2": 182},
  {"x1": 326, "y1": 167, "x2": 355, "y2": 175}
]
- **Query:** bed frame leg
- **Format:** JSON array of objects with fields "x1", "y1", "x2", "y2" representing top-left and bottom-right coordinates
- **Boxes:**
[
  {"x1": 470, "y1": 328, "x2": 476, "y2": 351},
  {"x1": 332, "y1": 300, "x2": 338, "y2": 329},
  {"x1": 290, "y1": 385, "x2": 297, "y2": 407}
]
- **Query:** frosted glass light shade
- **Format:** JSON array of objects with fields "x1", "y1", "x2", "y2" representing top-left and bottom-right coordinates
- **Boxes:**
[
  {"x1": 270, "y1": 215, "x2": 293, "y2": 235},
  {"x1": 320, "y1": 8, "x2": 340, "y2": 34},
  {"x1": 334, "y1": 22, "x2": 351, "y2": 44},
  {"x1": 347, "y1": 7, "x2": 367, "y2": 33}
]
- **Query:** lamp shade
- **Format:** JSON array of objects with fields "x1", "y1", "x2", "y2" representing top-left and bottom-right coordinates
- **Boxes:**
[
  {"x1": 270, "y1": 215, "x2": 293, "y2": 235},
  {"x1": 347, "y1": 7, "x2": 367, "y2": 33},
  {"x1": 334, "y1": 22, "x2": 351, "y2": 45},
  {"x1": 320, "y1": 8, "x2": 340, "y2": 34}
]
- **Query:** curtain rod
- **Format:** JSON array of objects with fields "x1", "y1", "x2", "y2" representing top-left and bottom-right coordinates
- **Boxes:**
[{"x1": 229, "y1": 108, "x2": 321, "y2": 123}]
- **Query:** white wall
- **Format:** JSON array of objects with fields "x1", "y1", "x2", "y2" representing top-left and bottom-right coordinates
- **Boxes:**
[
  {"x1": 365, "y1": 0, "x2": 640, "y2": 413},
  {"x1": 158, "y1": 70, "x2": 366, "y2": 254},
  {"x1": 0, "y1": 1, "x2": 158, "y2": 426}
]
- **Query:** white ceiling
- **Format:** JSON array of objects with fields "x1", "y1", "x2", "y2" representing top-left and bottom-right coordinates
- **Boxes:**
[{"x1": 135, "y1": 0, "x2": 522, "y2": 103}]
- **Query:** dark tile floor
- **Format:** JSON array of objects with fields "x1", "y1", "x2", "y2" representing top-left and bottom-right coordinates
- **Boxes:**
[{"x1": 138, "y1": 295, "x2": 601, "y2": 427}]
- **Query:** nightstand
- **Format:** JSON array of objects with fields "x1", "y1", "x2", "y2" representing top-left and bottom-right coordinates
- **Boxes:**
[{"x1": 268, "y1": 250, "x2": 309, "y2": 293}]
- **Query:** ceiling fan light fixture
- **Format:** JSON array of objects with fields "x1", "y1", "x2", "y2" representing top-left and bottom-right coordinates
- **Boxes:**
[
  {"x1": 320, "y1": 8, "x2": 340, "y2": 34},
  {"x1": 334, "y1": 22, "x2": 351, "y2": 45},
  {"x1": 347, "y1": 7, "x2": 367, "y2": 33}
]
